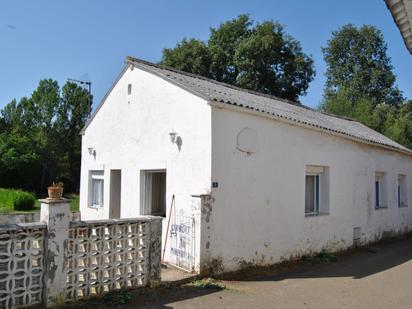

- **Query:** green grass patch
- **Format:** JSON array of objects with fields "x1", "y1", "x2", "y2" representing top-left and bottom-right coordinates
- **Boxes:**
[
  {"x1": 66, "y1": 194, "x2": 80, "y2": 212},
  {"x1": 0, "y1": 190, "x2": 79, "y2": 214},
  {"x1": 0, "y1": 188, "x2": 36, "y2": 212},
  {"x1": 192, "y1": 278, "x2": 226, "y2": 290}
]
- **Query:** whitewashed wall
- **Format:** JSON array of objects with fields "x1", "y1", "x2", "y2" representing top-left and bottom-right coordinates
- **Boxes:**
[
  {"x1": 205, "y1": 105, "x2": 412, "y2": 272},
  {"x1": 80, "y1": 65, "x2": 212, "y2": 270}
]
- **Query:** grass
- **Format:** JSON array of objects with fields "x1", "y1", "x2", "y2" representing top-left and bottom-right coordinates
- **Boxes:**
[
  {"x1": 0, "y1": 188, "x2": 36, "y2": 213},
  {"x1": 101, "y1": 290, "x2": 134, "y2": 305},
  {"x1": 192, "y1": 278, "x2": 226, "y2": 290},
  {"x1": 0, "y1": 188, "x2": 79, "y2": 214},
  {"x1": 67, "y1": 193, "x2": 80, "y2": 212}
]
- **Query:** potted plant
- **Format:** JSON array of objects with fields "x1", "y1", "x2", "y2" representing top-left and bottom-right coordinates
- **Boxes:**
[{"x1": 48, "y1": 182, "x2": 64, "y2": 199}]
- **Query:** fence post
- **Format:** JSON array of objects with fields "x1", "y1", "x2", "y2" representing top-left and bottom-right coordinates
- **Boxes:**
[
  {"x1": 39, "y1": 198, "x2": 71, "y2": 306},
  {"x1": 147, "y1": 217, "x2": 162, "y2": 287}
]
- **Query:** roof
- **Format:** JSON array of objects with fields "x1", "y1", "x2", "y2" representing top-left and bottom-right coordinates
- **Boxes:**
[
  {"x1": 385, "y1": 0, "x2": 412, "y2": 54},
  {"x1": 125, "y1": 57, "x2": 411, "y2": 155},
  {"x1": 81, "y1": 56, "x2": 412, "y2": 156}
]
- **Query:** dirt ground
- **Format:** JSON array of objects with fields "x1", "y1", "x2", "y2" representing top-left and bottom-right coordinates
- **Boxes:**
[{"x1": 63, "y1": 236, "x2": 412, "y2": 309}]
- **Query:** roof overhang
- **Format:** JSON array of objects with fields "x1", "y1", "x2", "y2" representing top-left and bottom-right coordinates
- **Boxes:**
[{"x1": 385, "y1": 0, "x2": 412, "y2": 54}]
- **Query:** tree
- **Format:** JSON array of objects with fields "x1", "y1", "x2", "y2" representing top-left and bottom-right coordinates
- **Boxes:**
[
  {"x1": 208, "y1": 14, "x2": 252, "y2": 83},
  {"x1": 319, "y1": 24, "x2": 412, "y2": 149},
  {"x1": 162, "y1": 38, "x2": 211, "y2": 77},
  {"x1": 0, "y1": 132, "x2": 40, "y2": 191},
  {"x1": 0, "y1": 79, "x2": 90, "y2": 194},
  {"x1": 162, "y1": 15, "x2": 315, "y2": 102},
  {"x1": 321, "y1": 24, "x2": 403, "y2": 112},
  {"x1": 55, "y1": 82, "x2": 91, "y2": 192},
  {"x1": 384, "y1": 100, "x2": 412, "y2": 149}
]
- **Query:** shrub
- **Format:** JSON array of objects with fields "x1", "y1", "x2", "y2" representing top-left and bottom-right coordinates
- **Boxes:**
[
  {"x1": 13, "y1": 192, "x2": 36, "y2": 211},
  {"x1": 0, "y1": 188, "x2": 36, "y2": 212}
]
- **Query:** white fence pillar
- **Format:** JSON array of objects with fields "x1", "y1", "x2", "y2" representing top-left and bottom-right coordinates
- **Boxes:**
[
  {"x1": 148, "y1": 217, "x2": 162, "y2": 287},
  {"x1": 40, "y1": 198, "x2": 71, "y2": 306}
]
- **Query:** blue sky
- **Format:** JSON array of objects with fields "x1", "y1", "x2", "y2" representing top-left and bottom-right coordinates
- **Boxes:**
[{"x1": 0, "y1": 0, "x2": 410, "y2": 110}]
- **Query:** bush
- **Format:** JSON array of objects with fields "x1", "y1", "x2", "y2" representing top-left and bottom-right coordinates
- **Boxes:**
[
  {"x1": 0, "y1": 188, "x2": 36, "y2": 212},
  {"x1": 13, "y1": 192, "x2": 36, "y2": 211}
]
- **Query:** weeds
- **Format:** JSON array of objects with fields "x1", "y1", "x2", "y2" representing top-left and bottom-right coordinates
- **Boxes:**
[
  {"x1": 301, "y1": 250, "x2": 338, "y2": 264},
  {"x1": 102, "y1": 290, "x2": 134, "y2": 305},
  {"x1": 192, "y1": 278, "x2": 226, "y2": 290}
]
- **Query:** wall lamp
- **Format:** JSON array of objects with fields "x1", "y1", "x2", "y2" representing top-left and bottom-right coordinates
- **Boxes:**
[
  {"x1": 169, "y1": 130, "x2": 178, "y2": 144},
  {"x1": 88, "y1": 147, "x2": 96, "y2": 156}
]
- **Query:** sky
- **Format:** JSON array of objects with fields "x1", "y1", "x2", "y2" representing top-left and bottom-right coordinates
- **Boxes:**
[{"x1": 0, "y1": 0, "x2": 411, "y2": 110}]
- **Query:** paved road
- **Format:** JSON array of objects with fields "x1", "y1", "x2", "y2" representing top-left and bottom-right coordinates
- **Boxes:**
[{"x1": 67, "y1": 237, "x2": 412, "y2": 309}]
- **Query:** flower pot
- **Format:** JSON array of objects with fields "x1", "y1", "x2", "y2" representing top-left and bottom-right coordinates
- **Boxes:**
[{"x1": 48, "y1": 186, "x2": 63, "y2": 199}]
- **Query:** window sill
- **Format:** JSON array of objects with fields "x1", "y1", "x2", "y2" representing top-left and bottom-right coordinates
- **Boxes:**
[
  {"x1": 375, "y1": 206, "x2": 388, "y2": 210},
  {"x1": 88, "y1": 205, "x2": 103, "y2": 210},
  {"x1": 399, "y1": 204, "x2": 408, "y2": 208},
  {"x1": 305, "y1": 212, "x2": 329, "y2": 217}
]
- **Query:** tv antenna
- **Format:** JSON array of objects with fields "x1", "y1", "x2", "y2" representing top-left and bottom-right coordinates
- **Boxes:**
[{"x1": 67, "y1": 78, "x2": 92, "y2": 115}]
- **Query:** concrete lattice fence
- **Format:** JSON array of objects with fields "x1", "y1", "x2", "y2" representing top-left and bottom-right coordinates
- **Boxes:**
[
  {"x1": 0, "y1": 199, "x2": 162, "y2": 308},
  {"x1": 0, "y1": 223, "x2": 46, "y2": 308}
]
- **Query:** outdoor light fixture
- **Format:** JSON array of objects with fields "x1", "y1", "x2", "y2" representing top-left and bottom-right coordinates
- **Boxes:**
[
  {"x1": 88, "y1": 147, "x2": 96, "y2": 156},
  {"x1": 169, "y1": 130, "x2": 178, "y2": 144}
]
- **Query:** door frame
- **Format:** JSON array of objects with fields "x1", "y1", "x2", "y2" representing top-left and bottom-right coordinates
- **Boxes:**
[
  {"x1": 109, "y1": 169, "x2": 122, "y2": 219},
  {"x1": 140, "y1": 169, "x2": 167, "y2": 215}
]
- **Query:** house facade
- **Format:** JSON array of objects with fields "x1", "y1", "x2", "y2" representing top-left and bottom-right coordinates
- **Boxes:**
[{"x1": 80, "y1": 57, "x2": 412, "y2": 273}]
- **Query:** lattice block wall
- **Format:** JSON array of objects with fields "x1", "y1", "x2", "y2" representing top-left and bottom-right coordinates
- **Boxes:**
[
  {"x1": 0, "y1": 225, "x2": 45, "y2": 308},
  {"x1": 66, "y1": 221, "x2": 148, "y2": 299}
]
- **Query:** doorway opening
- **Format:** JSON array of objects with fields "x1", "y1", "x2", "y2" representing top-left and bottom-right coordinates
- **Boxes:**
[
  {"x1": 141, "y1": 170, "x2": 166, "y2": 217},
  {"x1": 110, "y1": 170, "x2": 121, "y2": 219}
]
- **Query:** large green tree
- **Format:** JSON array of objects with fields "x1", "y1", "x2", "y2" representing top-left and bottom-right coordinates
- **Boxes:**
[
  {"x1": 321, "y1": 24, "x2": 403, "y2": 112},
  {"x1": 320, "y1": 24, "x2": 411, "y2": 149},
  {"x1": 0, "y1": 79, "x2": 90, "y2": 194},
  {"x1": 162, "y1": 15, "x2": 315, "y2": 102}
]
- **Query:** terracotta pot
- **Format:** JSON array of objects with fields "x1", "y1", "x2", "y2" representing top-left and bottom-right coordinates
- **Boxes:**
[{"x1": 48, "y1": 186, "x2": 63, "y2": 199}]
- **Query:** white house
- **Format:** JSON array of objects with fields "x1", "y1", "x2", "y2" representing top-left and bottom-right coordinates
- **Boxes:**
[{"x1": 79, "y1": 56, "x2": 412, "y2": 274}]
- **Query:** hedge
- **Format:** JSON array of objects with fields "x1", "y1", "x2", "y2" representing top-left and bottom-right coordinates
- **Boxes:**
[{"x1": 0, "y1": 188, "x2": 36, "y2": 211}]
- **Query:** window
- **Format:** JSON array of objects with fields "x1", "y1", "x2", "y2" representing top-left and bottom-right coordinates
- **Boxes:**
[
  {"x1": 305, "y1": 165, "x2": 329, "y2": 216},
  {"x1": 305, "y1": 174, "x2": 319, "y2": 215},
  {"x1": 89, "y1": 171, "x2": 104, "y2": 208},
  {"x1": 375, "y1": 172, "x2": 387, "y2": 209},
  {"x1": 398, "y1": 174, "x2": 407, "y2": 207},
  {"x1": 127, "y1": 83, "x2": 132, "y2": 95}
]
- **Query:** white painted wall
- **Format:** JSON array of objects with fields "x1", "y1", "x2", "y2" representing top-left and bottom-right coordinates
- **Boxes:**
[
  {"x1": 80, "y1": 65, "x2": 212, "y2": 271},
  {"x1": 206, "y1": 105, "x2": 412, "y2": 272}
]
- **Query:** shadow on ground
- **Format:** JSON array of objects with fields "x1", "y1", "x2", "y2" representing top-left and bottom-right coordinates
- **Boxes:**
[
  {"x1": 52, "y1": 236, "x2": 412, "y2": 309},
  {"x1": 56, "y1": 285, "x2": 223, "y2": 309},
  {"x1": 219, "y1": 236, "x2": 412, "y2": 282}
]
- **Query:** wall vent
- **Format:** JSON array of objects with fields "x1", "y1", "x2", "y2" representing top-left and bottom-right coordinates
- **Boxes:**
[{"x1": 353, "y1": 227, "x2": 361, "y2": 246}]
